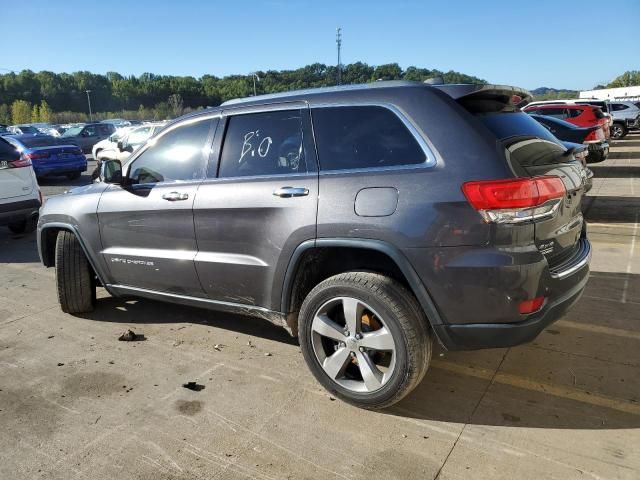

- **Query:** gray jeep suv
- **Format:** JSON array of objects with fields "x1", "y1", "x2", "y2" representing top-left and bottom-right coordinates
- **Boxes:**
[{"x1": 37, "y1": 82, "x2": 591, "y2": 408}]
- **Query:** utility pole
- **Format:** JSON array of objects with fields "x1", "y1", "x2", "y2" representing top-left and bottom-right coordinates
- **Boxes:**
[
  {"x1": 250, "y1": 73, "x2": 259, "y2": 96},
  {"x1": 336, "y1": 27, "x2": 342, "y2": 85},
  {"x1": 85, "y1": 90, "x2": 93, "y2": 122}
]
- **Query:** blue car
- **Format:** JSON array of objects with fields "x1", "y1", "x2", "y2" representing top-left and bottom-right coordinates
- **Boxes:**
[{"x1": 4, "y1": 134, "x2": 86, "y2": 179}]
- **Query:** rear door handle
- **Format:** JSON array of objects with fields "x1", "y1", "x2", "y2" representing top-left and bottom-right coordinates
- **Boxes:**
[
  {"x1": 273, "y1": 186, "x2": 309, "y2": 198},
  {"x1": 162, "y1": 191, "x2": 189, "y2": 201}
]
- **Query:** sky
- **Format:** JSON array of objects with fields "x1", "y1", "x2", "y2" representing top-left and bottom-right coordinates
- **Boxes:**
[{"x1": 2, "y1": 0, "x2": 638, "y2": 90}]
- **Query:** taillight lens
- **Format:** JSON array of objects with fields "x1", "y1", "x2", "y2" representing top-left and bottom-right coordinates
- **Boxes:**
[
  {"x1": 584, "y1": 128, "x2": 605, "y2": 143},
  {"x1": 518, "y1": 296, "x2": 546, "y2": 314},
  {"x1": 8, "y1": 158, "x2": 32, "y2": 168},
  {"x1": 462, "y1": 176, "x2": 566, "y2": 224},
  {"x1": 25, "y1": 151, "x2": 50, "y2": 160}
]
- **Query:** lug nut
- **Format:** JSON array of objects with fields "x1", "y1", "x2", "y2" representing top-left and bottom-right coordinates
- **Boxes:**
[
  {"x1": 359, "y1": 347, "x2": 365, "y2": 352},
  {"x1": 350, "y1": 352, "x2": 356, "y2": 358},
  {"x1": 344, "y1": 330, "x2": 350, "y2": 337},
  {"x1": 355, "y1": 333, "x2": 362, "y2": 340}
]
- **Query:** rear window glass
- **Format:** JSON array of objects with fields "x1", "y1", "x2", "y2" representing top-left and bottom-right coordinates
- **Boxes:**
[
  {"x1": 0, "y1": 138, "x2": 19, "y2": 161},
  {"x1": 17, "y1": 136, "x2": 71, "y2": 148},
  {"x1": 311, "y1": 106, "x2": 426, "y2": 171},
  {"x1": 478, "y1": 112, "x2": 566, "y2": 167},
  {"x1": 479, "y1": 112, "x2": 560, "y2": 143}
]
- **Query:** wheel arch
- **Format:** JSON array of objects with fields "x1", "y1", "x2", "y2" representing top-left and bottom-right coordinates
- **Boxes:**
[
  {"x1": 281, "y1": 238, "x2": 446, "y2": 344},
  {"x1": 39, "y1": 223, "x2": 109, "y2": 289}
]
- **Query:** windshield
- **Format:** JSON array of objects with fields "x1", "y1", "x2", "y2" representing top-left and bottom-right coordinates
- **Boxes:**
[{"x1": 61, "y1": 126, "x2": 84, "y2": 137}]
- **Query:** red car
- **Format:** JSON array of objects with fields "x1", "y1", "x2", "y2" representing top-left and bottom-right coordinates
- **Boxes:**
[{"x1": 522, "y1": 104, "x2": 610, "y2": 141}]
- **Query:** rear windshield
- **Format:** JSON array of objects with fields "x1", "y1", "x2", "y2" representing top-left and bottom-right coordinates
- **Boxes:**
[
  {"x1": 478, "y1": 112, "x2": 567, "y2": 166},
  {"x1": 18, "y1": 135, "x2": 73, "y2": 148}
]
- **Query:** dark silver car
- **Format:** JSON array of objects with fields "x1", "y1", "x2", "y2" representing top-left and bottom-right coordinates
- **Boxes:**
[{"x1": 37, "y1": 82, "x2": 591, "y2": 408}]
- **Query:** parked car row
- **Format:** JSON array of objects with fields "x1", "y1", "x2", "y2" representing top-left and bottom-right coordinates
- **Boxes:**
[{"x1": 523, "y1": 98, "x2": 640, "y2": 141}]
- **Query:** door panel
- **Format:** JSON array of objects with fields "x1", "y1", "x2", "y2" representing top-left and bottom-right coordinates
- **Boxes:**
[
  {"x1": 97, "y1": 116, "x2": 217, "y2": 295},
  {"x1": 98, "y1": 182, "x2": 204, "y2": 295},
  {"x1": 193, "y1": 106, "x2": 318, "y2": 310}
]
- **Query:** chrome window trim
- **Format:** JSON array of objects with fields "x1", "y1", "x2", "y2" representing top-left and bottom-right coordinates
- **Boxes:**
[{"x1": 310, "y1": 102, "x2": 437, "y2": 173}]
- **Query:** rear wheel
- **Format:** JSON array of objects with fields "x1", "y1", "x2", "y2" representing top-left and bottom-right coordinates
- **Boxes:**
[
  {"x1": 611, "y1": 123, "x2": 627, "y2": 140},
  {"x1": 298, "y1": 272, "x2": 432, "y2": 409},
  {"x1": 55, "y1": 231, "x2": 96, "y2": 313}
]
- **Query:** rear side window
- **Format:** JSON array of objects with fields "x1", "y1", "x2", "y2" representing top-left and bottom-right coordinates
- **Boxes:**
[
  {"x1": 592, "y1": 108, "x2": 605, "y2": 119},
  {"x1": 311, "y1": 106, "x2": 426, "y2": 171},
  {"x1": 566, "y1": 108, "x2": 583, "y2": 118},
  {"x1": 537, "y1": 108, "x2": 567, "y2": 119},
  {"x1": 611, "y1": 103, "x2": 629, "y2": 111},
  {"x1": 219, "y1": 110, "x2": 307, "y2": 178},
  {"x1": 128, "y1": 118, "x2": 214, "y2": 184}
]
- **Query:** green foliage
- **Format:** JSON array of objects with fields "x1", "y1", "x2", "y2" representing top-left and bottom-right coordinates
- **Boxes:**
[
  {"x1": 39, "y1": 100, "x2": 52, "y2": 123},
  {"x1": 530, "y1": 87, "x2": 578, "y2": 101},
  {"x1": 11, "y1": 100, "x2": 32, "y2": 124},
  {"x1": 0, "y1": 104, "x2": 10, "y2": 124},
  {"x1": 607, "y1": 71, "x2": 640, "y2": 88},
  {"x1": 31, "y1": 104, "x2": 40, "y2": 123},
  {"x1": 0, "y1": 63, "x2": 487, "y2": 121}
]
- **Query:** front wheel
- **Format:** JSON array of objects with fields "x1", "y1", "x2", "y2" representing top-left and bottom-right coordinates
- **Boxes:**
[
  {"x1": 611, "y1": 123, "x2": 627, "y2": 140},
  {"x1": 298, "y1": 272, "x2": 432, "y2": 409},
  {"x1": 55, "y1": 231, "x2": 96, "y2": 313}
]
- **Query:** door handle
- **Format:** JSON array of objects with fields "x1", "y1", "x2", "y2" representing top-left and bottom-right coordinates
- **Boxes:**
[
  {"x1": 162, "y1": 191, "x2": 189, "y2": 201},
  {"x1": 273, "y1": 186, "x2": 309, "y2": 198}
]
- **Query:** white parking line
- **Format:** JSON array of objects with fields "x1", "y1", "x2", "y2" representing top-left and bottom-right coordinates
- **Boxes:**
[{"x1": 621, "y1": 213, "x2": 639, "y2": 304}]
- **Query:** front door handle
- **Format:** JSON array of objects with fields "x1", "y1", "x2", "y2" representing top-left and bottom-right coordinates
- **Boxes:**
[
  {"x1": 273, "y1": 186, "x2": 309, "y2": 198},
  {"x1": 162, "y1": 191, "x2": 189, "y2": 201}
]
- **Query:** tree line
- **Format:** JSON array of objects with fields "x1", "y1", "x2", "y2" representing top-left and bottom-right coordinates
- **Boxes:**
[{"x1": 0, "y1": 63, "x2": 486, "y2": 124}]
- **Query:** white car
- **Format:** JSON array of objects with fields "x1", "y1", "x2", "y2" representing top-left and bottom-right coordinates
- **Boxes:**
[
  {"x1": 0, "y1": 137, "x2": 41, "y2": 234},
  {"x1": 96, "y1": 123, "x2": 166, "y2": 162},
  {"x1": 91, "y1": 126, "x2": 133, "y2": 159}
]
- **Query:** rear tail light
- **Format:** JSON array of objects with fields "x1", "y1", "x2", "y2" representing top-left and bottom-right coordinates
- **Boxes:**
[
  {"x1": 25, "y1": 151, "x2": 50, "y2": 160},
  {"x1": 518, "y1": 296, "x2": 546, "y2": 314},
  {"x1": 8, "y1": 158, "x2": 32, "y2": 168},
  {"x1": 584, "y1": 128, "x2": 605, "y2": 143},
  {"x1": 462, "y1": 176, "x2": 566, "y2": 224}
]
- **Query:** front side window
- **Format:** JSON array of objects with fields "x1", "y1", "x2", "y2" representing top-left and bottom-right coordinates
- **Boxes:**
[
  {"x1": 311, "y1": 106, "x2": 426, "y2": 171},
  {"x1": 218, "y1": 110, "x2": 307, "y2": 178},
  {"x1": 128, "y1": 118, "x2": 214, "y2": 184},
  {"x1": 83, "y1": 125, "x2": 97, "y2": 136},
  {"x1": 612, "y1": 103, "x2": 629, "y2": 111}
]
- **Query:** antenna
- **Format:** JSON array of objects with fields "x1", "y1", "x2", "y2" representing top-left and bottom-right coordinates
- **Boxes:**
[{"x1": 336, "y1": 27, "x2": 342, "y2": 85}]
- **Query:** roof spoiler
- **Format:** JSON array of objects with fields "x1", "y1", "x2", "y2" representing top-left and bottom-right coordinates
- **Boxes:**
[{"x1": 432, "y1": 84, "x2": 533, "y2": 113}]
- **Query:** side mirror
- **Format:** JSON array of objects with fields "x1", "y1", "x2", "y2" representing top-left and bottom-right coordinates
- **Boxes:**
[
  {"x1": 100, "y1": 159, "x2": 123, "y2": 184},
  {"x1": 117, "y1": 140, "x2": 124, "y2": 151}
]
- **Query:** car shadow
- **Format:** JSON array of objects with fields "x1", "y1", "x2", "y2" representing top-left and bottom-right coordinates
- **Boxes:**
[
  {"x1": 589, "y1": 165, "x2": 640, "y2": 178},
  {"x1": 0, "y1": 230, "x2": 40, "y2": 263},
  {"x1": 583, "y1": 196, "x2": 640, "y2": 223},
  {"x1": 388, "y1": 270, "x2": 640, "y2": 430},
  {"x1": 80, "y1": 295, "x2": 298, "y2": 345}
]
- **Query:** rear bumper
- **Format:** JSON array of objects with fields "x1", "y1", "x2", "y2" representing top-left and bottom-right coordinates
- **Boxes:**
[
  {"x1": 0, "y1": 198, "x2": 40, "y2": 226},
  {"x1": 404, "y1": 237, "x2": 591, "y2": 350},
  {"x1": 586, "y1": 142, "x2": 608, "y2": 163},
  {"x1": 34, "y1": 158, "x2": 87, "y2": 177},
  {"x1": 433, "y1": 267, "x2": 588, "y2": 349}
]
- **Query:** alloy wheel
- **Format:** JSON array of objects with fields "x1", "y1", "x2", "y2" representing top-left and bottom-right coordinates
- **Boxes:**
[{"x1": 310, "y1": 296, "x2": 397, "y2": 393}]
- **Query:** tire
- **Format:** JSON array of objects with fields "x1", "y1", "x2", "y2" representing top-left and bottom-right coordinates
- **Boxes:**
[
  {"x1": 8, "y1": 215, "x2": 37, "y2": 234},
  {"x1": 67, "y1": 172, "x2": 81, "y2": 180},
  {"x1": 298, "y1": 272, "x2": 432, "y2": 409},
  {"x1": 55, "y1": 231, "x2": 96, "y2": 313},
  {"x1": 611, "y1": 123, "x2": 627, "y2": 140}
]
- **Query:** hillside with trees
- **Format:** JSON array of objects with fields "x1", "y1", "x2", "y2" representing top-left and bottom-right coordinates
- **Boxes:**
[{"x1": 0, "y1": 63, "x2": 486, "y2": 124}]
